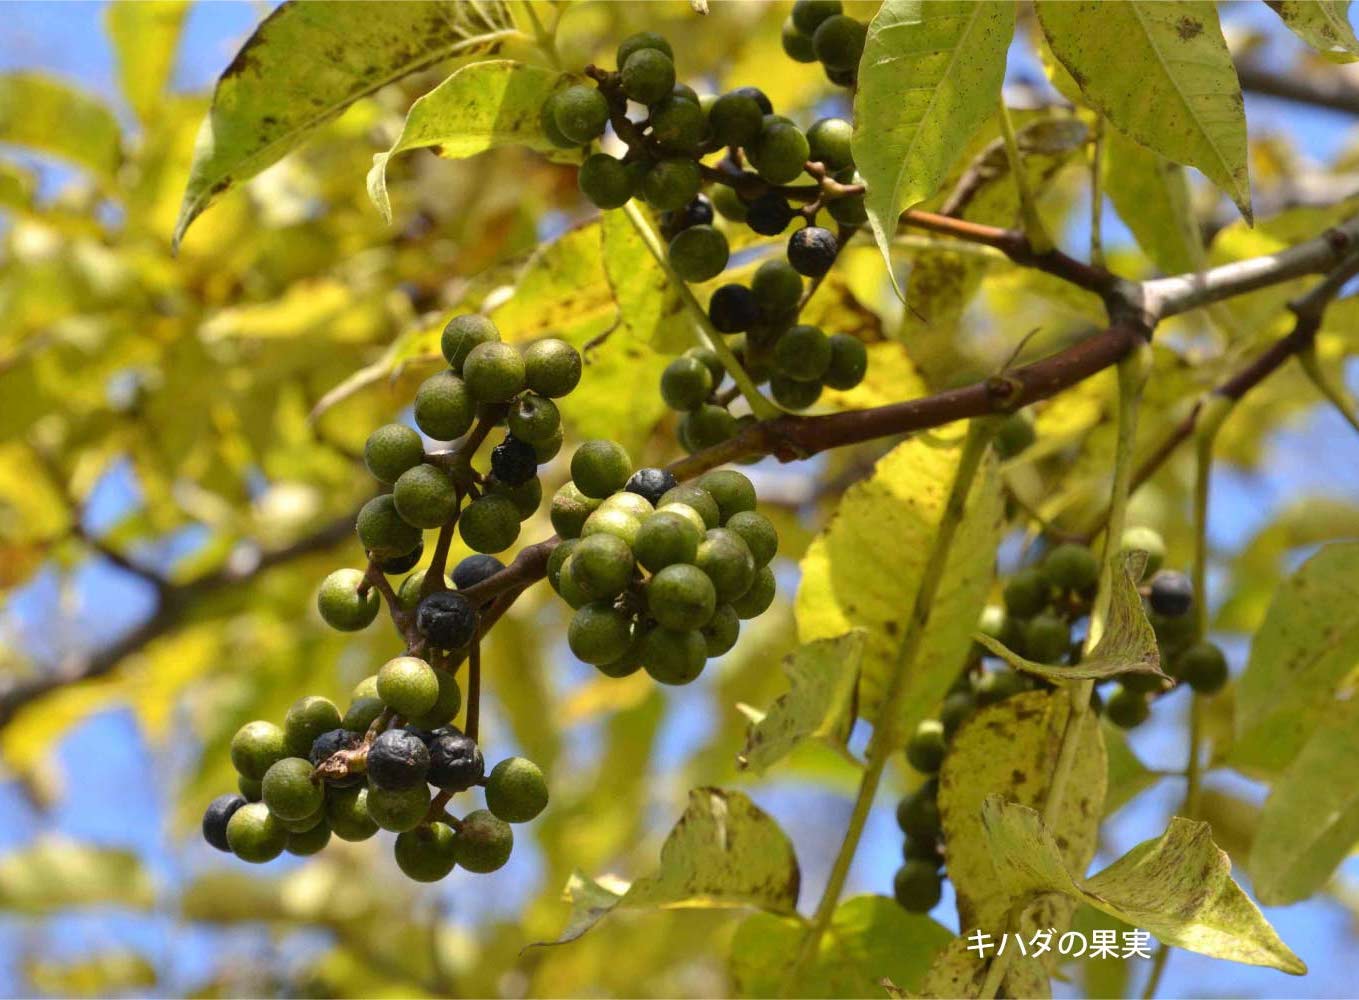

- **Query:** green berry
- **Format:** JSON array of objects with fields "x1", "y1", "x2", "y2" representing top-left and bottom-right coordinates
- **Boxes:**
[
  {"x1": 668, "y1": 225, "x2": 729, "y2": 283},
  {"x1": 486, "y1": 757, "x2": 549, "y2": 823},
  {"x1": 812, "y1": 14, "x2": 867, "y2": 71},
  {"x1": 773, "y1": 324, "x2": 831, "y2": 381},
  {"x1": 226, "y1": 802, "x2": 288, "y2": 863},
  {"x1": 894, "y1": 860, "x2": 942, "y2": 913},
  {"x1": 680, "y1": 404, "x2": 738, "y2": 451},
  {"x1": 620, "y1": 48, "x2": 675, "y2": 105},
  {"x1": 712, "y1": 184, "x2": 749, "y2": 222},
  {"x1": 975, "y1": 667, "x2": 1029, "y2": 706},
  {"x1": 487, "y1": 475, "x2": 542, "y2": 520},
  {"x1": 533, "y1": 425, "x2": 565, "y2": 464},
  {"x1": 685, "y1": 346, "x2": 725, "y2": 384},
  {"x1": 696, "y1": 528, "x2": 756, "y2": 603},
  {"x1": 770, "y1": 373, "x2": 823, "y2": 411},
  {"x1": 396, "y1": 570, "x2": 444, "y2": 612},
  {"x1": 414, "y1": 371, "x2": 475, "y2": 441},
  {"x1": 540, "y1": 93, "x2": 577, "y2": 149},
  {"x1": 367, "y1": 782, "x2": 431, "y2": 833},
  {"x1": 895, "y1": 780, "x2": 941, "y2": 840},
  {"x1": 463, "y1": 341, "x2": 526, "y2": 403},
  {"x1": 553, "y1": 84, "x2": 610, "y2": 143},
  {"x1": 642, "y1": 158, "x2": 702, "y2": 211},
  {"x1": 701, "y1": 603, "x2": 741, "y2": 657},
  {"x1": 458, "y1": 495, "x2": 521, "y2": 553},
  {"x1": 824, "y1": 334, "x2": 868, "y2": 390},
  {"x1": 455, "y1": 810, "x2": 514, "y2": 873},
  {"x1": 906, "y1": 720, "x2": 947, "y2": 774},
  {"x1": 238, "y1": 776, "x2": 263, "y2": 802},
  {"x1": 751, "y1": 259, "x2": 804, "y2": 318},
  {"x1": 661, "y1": 355, "x2": 714, "y2": 411},
  {"x1": 353, "y1": 674, "x2": 379, "y2": 702},
  {"x1": 342, "y1": 695, "x2": 385, "y2": 734},
  {"x1": 1043, "y1": 543, "x2": 1099, "y2": 593},
  {"x1": 568, "y1": 602, "x2": 634, "y2": 665},
  {"x1": 547, "y1": 538, "x2": 578, "y2": 593},
  {"x1": 569, "y1": 532, "x2": 635, "y2": 600},
  {"x1": 556, "y1": 558, "x2": 592, "y2": 609},
  {"x1": 827, "y1": 191, "x2": 867, "y2": 226},
  {"x1": 648, "y1": 563, "x2": 717, "y2": 630},
  {"x1": 364, "y1": 424, "x2": 424, "y2": 485},
  {"x1": 395, "y1": 821, "x2": 459, "y2": 881},
  {"x1": 1002, "y1": 566, "x2": 1048, "y2": 619},
  {"x1": 791, "y1": 0, "x2": 843, "y2": 34},
  {"x1": 635, "y1": 510, "x2": 704, "y2": 572},
  {"x1": 523, "y1": 338, "x2": 582, "y2": 398},
  {"x1": 393, "y1": 464, "x2": 459, "y2": 529},
  {"x1": 551, "y1": 482, "x2": 602, "y2": 539},
  {"x1": 1025, "y1": 613, "x2": 1071, "y2": 663},
  {"x1": 286, "y1": 819, "x2": 332, "y2": 856},
  {"x1": 696, "y1": 470, "x2": 756, "y2": 523},
  {"x1": 356, "y1": 494, "x2": 422, "y2": 559},
  {"x1": 659, "y1": 484, "x2": 720, "y2": 528},
  {"x1": 781, "y1": 17, "x2": 817, "y2": 62},
  {"x1": 598, "y1": 635, "x2": 645, "y2": 678},
  {"x1": 571, "y1": 439, "x2": 633, "y2": 499},
  {"x1": 657, "y1": 502, "x2": 707, "y2": 541},
  {"x1": 284, "y1": 695, "x2": 342, "y2": 758},
  {"x1": 940, "y1": 690, "x2": 975, "y2": 739},
  {"x1": 579, "y1": 152, "x2": 635, "y2": 209},
  {"x1": 807, "y1": 117, "x2": 854, "y2": 170},
  {"x1": 599, "y1": 490, "x2": 655, "y2": 521},
  {"x1": 377, "y1": 655, "x2": 441, "y2": 718},
  {"x1": 327, "y1": 785, "x2": 379, "y2": 841},
  {"x1": 408, "y1": 668, "x2": 463, "y2": 730},
  {"x1": 1175, "y1": 641, "x2": 1229, "y2": 695},
  {"x1": 231, "y1": 720, "x2": 287, "y2": 781},
  {"x1": 1105, "y1": 685, "x2": 1150, "y2": 729},
  {"x1": 724, "y1": 510, "x2": 778, "y2": 567},
  {"x1": 651, "y1": 96, "x2": 707, "y2": 152},
  {"x1": 750, "y1": 120, "x2": 810, "y2": 185},
  {"x1": 731, "y1": 564, "x2": 776, "y2": 619},
  {"x1": 317, "y1": 568, "x2": 380, "y2": 632},
  {"x1": 994, "y1": 411, "x2": 1036, "y2": 458},
  {"x1": 707, "y1": 91, "x2": 764, "y2": 147},
  {"x1": 978, "y1": 604, "x2": 1006, "y2": 640},
  {"x1": 262, "y1": 757, "x2": 324, "y2": 822},
  {"x1": 441, "y1": 314, "x2": 500, "y2": 373},
  {"x1": 1120, "y1": 526, "x2": 1166, "y2": 578},
  {"x1": 641, "y1": 626, "x2": 708, "y2": 685},
  {"x1": 617, "y1": 30, "x2": 674, "y2": 65},
  {"x1": 581, "y1": 504, "x2": 643, "y2": 547}
]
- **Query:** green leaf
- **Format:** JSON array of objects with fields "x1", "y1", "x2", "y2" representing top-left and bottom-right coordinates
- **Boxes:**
[
  {"x1": 1102, "y1": 127, "x2": 1203, "y2": 274},
  {"x1": 174, "y1": 0, "x2": 517, "y2": 247},
  {"x1": 796, "y1": 429, "x2": 1004, "y2": 744},
  {"x1": 368, "y1": 61, "x2": 569, "y2": 222},
  {"x1": 737, "y1": 632, "x2": 865, "y2": 774},
  {"x1": 729, "y1": 895, "x2": 951, "y2": 998},
  {"x1": 973, "y1": 553, "x2": 1167, "y2": 684},
  {"x1": 1250, "y1": 697, "x2": 1359, "y2": 904},
  {"x1": 1233, "y1": 541, "x2": 1359, "y2": 774},
  {"x1": 1036, "y1": 0, "x2": 1252, "y2": 221},
  {"x1": 853, "y1": 0, "x2": 1016, "y2": 286},
  {"x1": 916, "y1": 935, "x2": 1050, "y2": 1000},
  {"x1": 0, "y1": 838, "x2": 155, "y2": 913},
  {"x1": 534, "y1": 870, "x2": 627, "y2": 947},
  {"x1": 982, "y1": 797, "x2": 1306, "y2": 975},
  {"x1": 940, "y1": 690, "x2": 1105, "y2": 933},
  {"x1": 600, "y1": 208, "x2": 692, "y2": 354},
  {"x1": 0, "y1": 72, "x2": 122, "y2": 182},
  {"x1": 1267, "y1": 1, "x2": 1359, "y2": 62},
  {"x1": 105, "y1": 1, "x2": 189, "y2": 124}
]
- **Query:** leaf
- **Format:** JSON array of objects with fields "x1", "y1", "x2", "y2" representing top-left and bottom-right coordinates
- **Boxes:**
[
  {"x1": 1267, "y1": 1, "x2": 1359, "y2": 62},
  {"x1": 368, "y1": 61, "x2": 569, "y2": 222},
  {"x1": 173, "y1": 0, "x2": 516, "y2": 247},
  {"x1": 1233, "y1": 541, "x2": 1359, "y2": 774},
  {"x1": 729, "y1": 895, "x2": 951, "y2": 998},
  {"x1": 1036, "y1": 0, "x2": 1252, "y2": 221},
  {"x1": 916, "y1": 935, "x2": 1050, "y2": 1000},
  {"x1": 982, "y1": 797, "x2": 1306, "y2": 975},
  {"x1": 853, "y1": 0, "x2": 1017, "y2": 285},
  {"x1": 1250, "y1": 697, "x2": 1359, "y2": 904},
  {"x1": 737, "y1": 632, "x2": 865, "y2": 774},
  {"x1": 973, "y1": 553, "x2": 1167, "y2": 683},
  {"x1": 26, "y1": 952, "x2": 156, "y2": 998},
  {"x1": 940, "y1": 690, "x2": 1106, "y2": 934},
  {"x1": 105, "y1": 1, "x2": 189, "y2": 124},
  {"x1": 796, "y1": 429, "x2": 1004, "y2": 744},
  {"x1": 535, "y1": 871, "x2": 627, "y2": 948},
  {"x1": 539, "y1": 788, "x2": 800, "y2": 945},
  {"x1": 1102, "y1": 127, "x2": 1203, "y2": 274},
  {"x1": 0, "y1": 72, "x2": 122, "y2": 181},
  {"x1": 0, "y1": 838, "x2": 155, "y2": 913},
  {"x1": 600, "y1": 208, "x2": 691, "y2": 353}
]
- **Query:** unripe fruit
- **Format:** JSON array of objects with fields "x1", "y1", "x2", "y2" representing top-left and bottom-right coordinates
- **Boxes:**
[
  {"x1": 579, "y1": 152, "x2": 634, "y2": 209},
  {"x1": 507, "y1": 394, "x2": 560, "y2": 445},
  {"x1": 641, "y1": 627, "x2": 708, "y2": 685},
  {"x1": 617, "y1": 30, "x2": 674, "y2": 65},
  {"x1": 702, "y1": 604, "x2": 741, "y2": 657},
  {"x1": 601, "y1": 488, "x2": 654, "y2": 519},
  {"x1": 487, "y1": 472, "x2": 541, "y2": 521},
  {"x1": 356, "y1": 494, "x2": 422, "y2": 559},
  {"x1": 680, "y1": 404, "x2": 738, "y2": 451},
  {"x1": 807, "y1": 117, "x2": 854, "y2": 170},
  {"x1": 632, "y1": 510, "x2": 701, "y2": 572},
  {"x1": 625, "y1": 467, "x2": 679, "y2": 506},
  {"x1": 523, "y1": 338, "x2": 582, "y2": 398},
  {"x1": 377, "y1": 541, "x2": 425, "y2": 576},
  {"x1": 262, "y1": 756, "x2": 324, "y2": 822},
  {"x1": 792, "y1": 0, "x2": 843, "y2": 34},
  {"x1": 661, "y1": 355, "x2": 714, "y2": 411},
  {"x1": 490, "y1": 436, "x2": 539, "y2": 487},
  {"x1": 1044, "y1": 543, "x2": 1099, "y2": 593},
  {"x1": 1149, "y1": 570, "x2": 1193, "y2": 617},
  {"x1": 568, "y1": 602, "x2": 635, "y2": 665},
  {"x1": 773, "y1": 324, "x2": 832, "y2": 381},
  {"x1": 231, "y1": 720, "x2": 288, "y2": 781},
  {"x1": 486, "y1": 756, "x2": 549, "y2": 823},
  {"x1": 724, "y1": 510, "x2": 778, "y2": 567},
  {"x1": 1003, "y1": 566, "x2": 1048, "y2": 619},
  {"x1": 284, "y1": 817, "x2": 331, "y2": 856},
  {"x1": 906, "y1": 719, "x2": 947, "y2": 774},
  {"x1": 812, "y1": 13, "x2": 867, "y2": 71},
  {"x1": 751, "y1": 121, "x2": 810, "y2": 184},
  {"x1": 540, "y1": 92, "x2": 577, "y2": 148},
  {"x1": 781, "y1": 17, "x2": 817, "y2": 62},
  {"x1": 284, "y1": 695, "x2": 342, "y2": 758},
  {"x1": 367, "y1": 727, "x2": 431, "y2": 792},
  {"x1": 456, "y1": 810, "x2": 514, "y2": 873},
  {"x1": 327, "y1": 785, "x2": 379, "y2": 842},
  {"x1": 668, "y1": 225, "x2": 729, "y2": 283},
  {"x1": 708, "y1": 91, "x2": 765, "y2": 147},
  {"x1": 1105, "y1": 685, "x2": 1150, "y2": 729},
  {"x1": 695, "y1": 469, "x2": 757, "y2": 523},
  {"x1": 551, "y1": 482, "x2": 602, "y2": 539},
  {"x1": 975, "y1": 668, "x2": 1029, "y2": 706},
  {"x1": 364, "y1": 424, "x2": 424, "y2": 485},
  {"x1": 770, "y1": 374, "x2": 823, "y2": 411},
  {"x1": 395, "y1": 821, "x2": 459, "y2": 882},
  {"x1": 226, "y1": 802, "x2": 288, "y2": 863},
  {"x1": 651, "y1": 96, "x2": 707, "y2": 152},
  {"x1": 904, "y1": 835, "x2": 942, "y2": 868},
  {"x1": 827, "y1": 191, "x2": 867, "y2": 226},
  {"x1": 642, "y1": 158, "x2": 702, "y2": 211},
  {"x1": 414, "y1": 370, "x2": 474, "y2": 440},
  {"x1": 553, "y1": 84, "x2": 610, "y2": 143},
  {"x1": 894, "y1": 860, "x2": 943, "y2": 913},
  {"x1": 1025, "y1": 613, "x2": 1071, "y2": 664},
  {"x1": 620, "y1": 48, "x2": 675, "y2": 105},
  {"x1": 751, "y1": 259, "x2": 804, "y2": 317},
  {"x1": 1120, "y1": 526, "x2": 1166, "y2": 578},
  {"x1": 428, "y1": 728, "x2": 484, "y2": 791},
  {"x1": 367, "y1": 782, "x2": 431, "y2": 832},
  {"x1": 696, "y1": 528, "x2": 756, "y2": 603},
  {"x1": 787, "y1": 226, "x2": 838, "y2": 277},
  {"x1": 571, "y1": 439, "x2": 633, "y2": 499},
  {"x1": 569, "y1": 532, "x2": 635, "y2": 601},
  {"x1": 1176, "y1": 641, "x2": 1229, "y2": 694},
  {"x1": 659, "y1": 484, "x2": 721, "y2": 528},
  {"x1": 393, "y1": 464, "x2": 458, "y2": 529},
  {"x1": 731, "y1": 564, "x2": 776, "y2": 619},
  {"x1": 824, "y1": 333, "x2": 868, "y2": 390},
  {"x1": 598, "y1": 633, "x2": 645, "y2": 678},
  {"x1": 581, "y1": 505, "x2": 642, "y2": 545},
  {"x1": 895, "y1": 779, "x2": 941, "y2": 840},
  {"x1": 342, "y1": 696, "x2": 385, "y2": 734},
  {"x1": 940, "y1": 690, "x2": 975, "y2": 739},
  {"x1": 317, "y1": 568, "x2": 380, "y2": 632},
  {"x1": 746, "y1": 193, "x2": 795, "y2": 236},
  {"x1": 310, "y1": 728, "x2": 364, "y2": 788},
  {"x1": 547, "y1": 539, "x2": 577, "y2": 593},
  {"x1": 994, "y1": 411, "x2": 1036, "y2": 457},
  {"x1": 712, "y1": 185, "x2": 749, "y2": 222},
  {"x1": 458, "y1": 495, "x2": 521, "y2": 553},
  {"x1": 377, "y1": 656, "x2": 440, "y2": 718},
  {"x1": 648, "y1": 563, "x2": 718, "y2": 630},
  {"x1": 709, "y1": 284, "x2": 761, "y2": 333},
  {"x1": 685, "y1": 346, "x2": 725, "y2": 384},
  {"x1": 728, "y1": 85, "x2": 774, "y2": 114},
  {"x1": 441, "y1": 314, "x2": 500, "y2": 373},
  {"x1": 203, "y1": 794, "x2": 246, "y2": 852},
  {"x1": 463, "y1": 341, "x2": 526, "y2": 403}
]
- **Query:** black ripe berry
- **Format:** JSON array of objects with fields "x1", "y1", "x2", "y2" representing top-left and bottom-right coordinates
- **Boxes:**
[
  {"x1": 416, "y1": 591, "x2": 478, "y2": 650},
  {"x1": 1148, "y1": 570, "x2": 1193, "y2": 617},
  {"x1": 787, "y1": 226, "x2": 838, "y2": 277},
  {"x1": 367, "y1": 728, "x2": 431, "y2": 791},
  {"x1": 452, "y1": 553, "x2": 505, "y2": 591},
  {"x1": 427, "y1": 727, "x2": 486, "y2": 791},
  {"x1": 625, "y1": 467, "x2": 679, "y2": 506},
  {"x1": 709, "y1": 284, "x2": 761, "y2": 333},
  {"x1": 202, "y1": 794, "x2": 246, "y2": 852},
  {"x1": 746, "y1": 193, "x2": 795, "y2": 236},
  {"x1": 663, "y1": 194, "x2": 714, "y2": 236},
  {"x1": 377, "y1": 540, "x2": 424, "y2": 575},
  {"x1": 310, "y1": 728, "x2": 364, "y2": 787},
  {"x1": 490, "y1": 436, "x2": 539, "y2": 487}
]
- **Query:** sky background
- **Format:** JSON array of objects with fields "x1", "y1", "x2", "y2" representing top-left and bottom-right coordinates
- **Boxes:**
[{"x1": 3, "y1": 1, "x2": 1359, "y2": 998}]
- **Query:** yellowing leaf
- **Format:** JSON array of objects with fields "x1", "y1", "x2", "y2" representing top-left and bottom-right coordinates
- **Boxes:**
[
  {"x1": 737, "y1": 632, "x2": 864, "y2": 774},
  {"x1": 1267, "y1": 1, "x2": 1359, "y2": 62},
  {"x1": 174, "y1": 0, "x2": 516, "y2": 246},
  {"x1": 26, "y1": 951, "x2": 156, "y2": 998},
  {"x1": 600, "y1": 208, "x2": 690, "y2": 354},
  {"x1": 796, "y1": 430, "x2": 1003, "y2": 742},
  {"x1": 1103, "y1": 127, "x2": 1203, "y2": 274},
  {"x1": 982, "y1": 797, "x2": 1306, "y2": 975},
  {"x1": 105, "y1": 1, "x2": 189, "y2": 124},
  {"x1": 0, "y1": 838, "x2": 155, "y2": 913},
  {"x1": 854, "y1": 0, "x2": 1016, "y2": 285},
  {"x1": 1036, "y1": 0, "x2": 1251, "y2": 221},
  {"x1": 916, "y1": 935, "x2": 1050, "y2": 1000},
  {"x1": 368, "y1": 61, "x2": 568, "y2": 222},
  {"x1": 0, "y1": 72, "x2": 122, "y2": 182},
  {"x1": 202, "y1": 278, "x2": 386, "y2": 342}
]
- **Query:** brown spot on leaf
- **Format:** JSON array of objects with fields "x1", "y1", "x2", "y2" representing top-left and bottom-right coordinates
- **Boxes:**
[{"x1": 1176, "y1": 16, "x2": 1203, "y2": 40}]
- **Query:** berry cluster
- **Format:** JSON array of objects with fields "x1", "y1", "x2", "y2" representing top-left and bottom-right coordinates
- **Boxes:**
[
  {"x1": 548, "y1": 456, "x2": 779, "y2": 684},
  {"x1": 779, "y1": 0, "x2": 868, "y2": 88}
]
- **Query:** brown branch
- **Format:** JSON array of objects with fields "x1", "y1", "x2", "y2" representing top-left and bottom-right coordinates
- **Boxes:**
[{"x1": 1236, "y1": 57, "x2": 1359, "y2": 117}]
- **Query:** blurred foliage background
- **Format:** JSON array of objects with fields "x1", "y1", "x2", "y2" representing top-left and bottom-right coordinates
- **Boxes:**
[{"x1": 3, "y1": 1, "x2": 1359, "y2": 997}]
